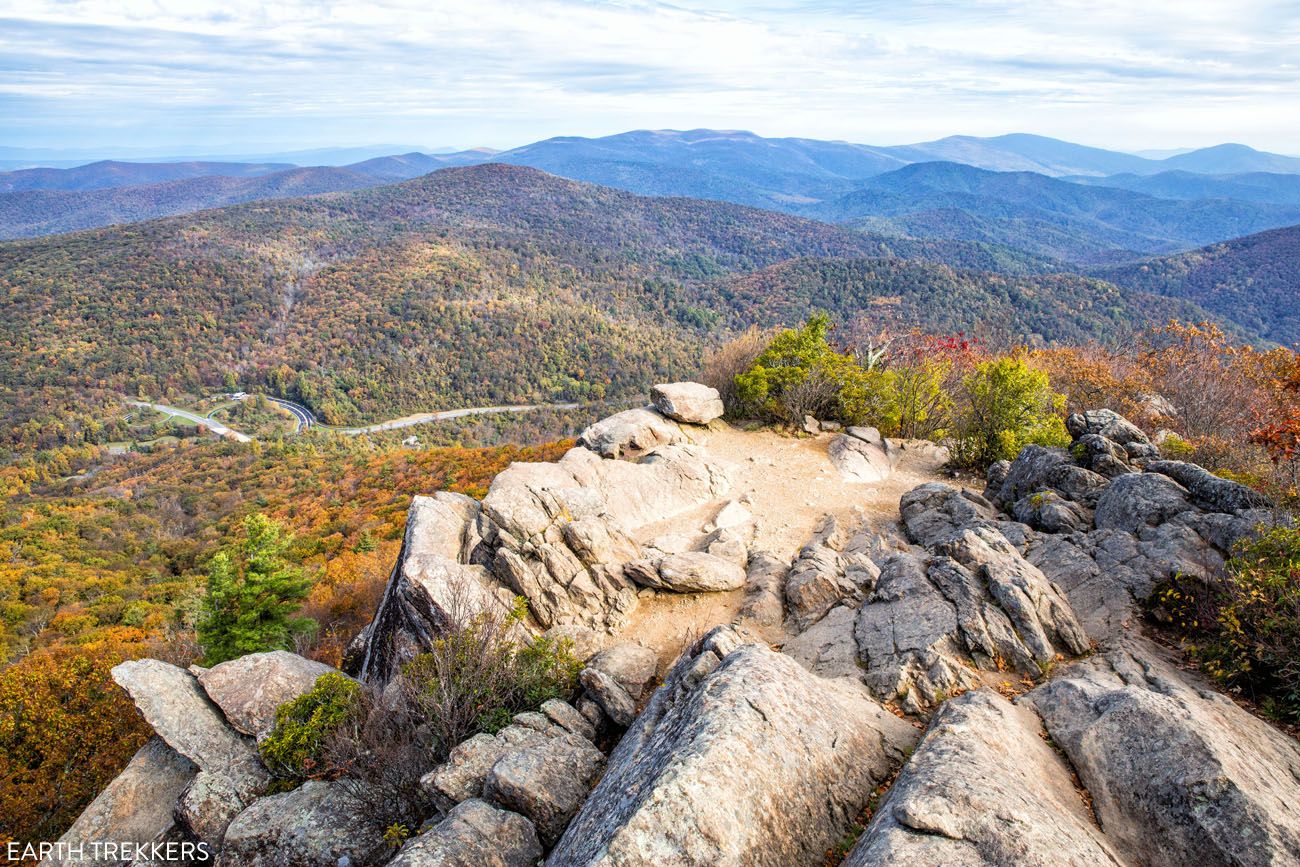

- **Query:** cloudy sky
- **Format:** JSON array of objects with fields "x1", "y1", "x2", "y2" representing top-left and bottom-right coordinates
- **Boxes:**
[{"x1": 3, "y1": 0, "x2": 1298, "y2": 155}]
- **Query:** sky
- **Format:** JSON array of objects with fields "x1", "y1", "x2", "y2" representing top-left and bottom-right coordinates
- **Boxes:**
[{"x1": 2, "y1": 0, "x2": 1299, "y2": 156}]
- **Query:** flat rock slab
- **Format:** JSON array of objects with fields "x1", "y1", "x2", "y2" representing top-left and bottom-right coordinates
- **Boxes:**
[
  {"x1": 197, "y1": 651, "x2": 339, "y2": 740},
  {"x1": 41, "y1": 738, "x2": 196, "y2": 867},
  {"x1": 845, "y1": 689, "x2": 1125, "y2": 866},
  {"x1": 549, "y1": 630, "x2": 919, "y2": 867}
]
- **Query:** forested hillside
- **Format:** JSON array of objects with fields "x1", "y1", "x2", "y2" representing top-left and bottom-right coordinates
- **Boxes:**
[
  {"x1": 1098, "y1": 224, "x2": 1300, "y2": 346},
  {"x1": 2, "y1": 164, "x2": 1162, "y2": 456}
]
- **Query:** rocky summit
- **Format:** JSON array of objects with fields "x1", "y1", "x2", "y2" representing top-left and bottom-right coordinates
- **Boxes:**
[{"x1": 58, "y1": 390, "x2": 1300, "y2": 867}]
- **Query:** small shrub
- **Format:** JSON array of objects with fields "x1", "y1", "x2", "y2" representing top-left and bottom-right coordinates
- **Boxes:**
[
  {"x1": 1159, "y1": 526, "x2": 1300, "y2": 722},
  {"x1": 733, "y1": 314, "x2": 898, "y2": 430},
  {"x1": 259, "y1": 672, "x2": 362, "y2": 779},
  {"x1": 950, "y1": 357, "x2": 1068, "y2": 470},
  {"x1": 701, "y1": 326, "x2": 771, "y2": 414}
]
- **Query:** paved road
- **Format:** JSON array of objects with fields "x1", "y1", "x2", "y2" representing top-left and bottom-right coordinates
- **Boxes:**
[
  {"x1": 334, "y1": 403, "x2": 582, "y2": 435},
  {"x1": 264, "y1": 397, "x2": 317, "y2": 433},
  {"x1": 128, "y1": 401, "x2": 254, "y2": 443},
  {"x1": 129, "y1": 399, "x2": 580, "y2": 441}
]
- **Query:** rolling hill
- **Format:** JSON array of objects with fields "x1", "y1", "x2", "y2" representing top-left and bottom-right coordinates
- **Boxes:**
[
  {"x1": 0, "y1": 167, "x2": 383, "y2": 239},
  {"x1": 0, "y1": 159, "x2": 295, "y2": 192},
  {"x1": 1097, "y1": 224, "x2": 1300, "y2": 347},
  {"x1": 0, "y1": 164, "x2": 1222, "y2": 454},
  {"x1": 1067, "y1": 170, "x2": 1300, "y2": 207},
  {"x1": 805, "y1": 162, "x2": 1300, "y2": 264}
]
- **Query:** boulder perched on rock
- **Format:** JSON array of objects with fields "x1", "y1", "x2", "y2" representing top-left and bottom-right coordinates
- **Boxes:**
[
  {"x1": 548, "y1": 628, "x2": 918, "y2": 866},
  {"x1": 484, "y1": 733, "x2": 606, "y2": 846},
  {"x1": 389, "y1": 799, "x2": 542, "y2": 867},
  {"x1": 41, "y1": 738, "x2": 197, "y2": 867},
  {"x1": 197, "y1": 651, "x2": 339, "y2": 741},
  {"x1": 1066, "y1": 409, "x2": 1150, "y2": 446},
  {"x1": 579, "y1": 407, "x2": 685, "y2": 459},
  {"x1": 650, "y1": 382, "x2": 725, "y2": 425},
  {"x1": 845, "y1": 689, "x2": 1125, "y2": 867},
  {"x1": 1026, "y1": 642, "x2": 1300, "y2": 867},
  {"x1": 220, "y1": 780, "x2": 387, "y2": 867},
  {"x1": 1011, "y1": 489, "x2": 1091, "y2": 533}
]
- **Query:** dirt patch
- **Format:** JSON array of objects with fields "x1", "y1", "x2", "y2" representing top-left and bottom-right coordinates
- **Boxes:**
[{"x1": 619, "y1": 424, "x2": 950, "y2": 665}]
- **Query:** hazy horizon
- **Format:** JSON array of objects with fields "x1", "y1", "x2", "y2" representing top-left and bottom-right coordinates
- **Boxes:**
[{"x1": 3, "y1": 0, "x2": 1298, "y2": 155}]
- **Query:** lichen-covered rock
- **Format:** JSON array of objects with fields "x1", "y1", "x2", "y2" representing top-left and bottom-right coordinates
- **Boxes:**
[
  {"x1": 541, "y1": 698, "x2": 597, "y2": 742},
  {"x1": 110, "y1": 658, "x2": 267, "y2": 845},
  {"x1": 988, "y1": 445, "x2": 1110, "y2": 509},
  {"x1": 1066, "y1": 409, "x2": 1150, "y2": 446},
  {"x1": 650, "y1": 382, "x2": 725, "y2": 425},
  {"x1": 782, "y1": 605, "x2": 861, "y2": 682},
  {"x1": 1011, "y1": 490, "x2": 1091, "y2": 533},
  {"x1": 1146, "y1": 459, "x2": 1273, "y2": 514},
  {"x1": 899, "y1": 483, "x2": 1001, "y2": 548},
  {"x1": 578, "y1": 407, "x2": 685, "y2": 458},
  {"x1": 41, "y1": 738, "x2": 197, "y2": 867},
  {"x1": 1072, "y1": 433, "x2": 1135, "y2": 478},
  {"x1": 845, "y1": 689, "x2": 1125, "y2": 867},
  {"x1": 1026, "y1": 642, "x2": 1300, "y2": 867},
  {"x1": 197, "y1": 651, "x2": 339, "y2": 741},
  {"x1": 1094, "y1": 472, "x2": 1196, "y2": 533},
  {"x1": 483, "y1": 734, "x2": 606, "y2": 846},
  {"x1": 739, "y1": 551, "x2": 787, "y2": 627},
  {"x1": 219, "y1": 780, "x2": 387, "y2": 867},
  {"x1": 579, "y1": 667, "x2": 637, "y2": 727},
  {"x1": 548, "y1": 629, "x2": 918, "y2": 867},
  {"x1": 586, "y1": 642, "x2": 658, "y2": 700},
  {"x1": 388, "y1": 799, "x2": 541, "y2": 867},
  {"x1": 425, "y1": 733, "x2": 524, "y2": 812}
]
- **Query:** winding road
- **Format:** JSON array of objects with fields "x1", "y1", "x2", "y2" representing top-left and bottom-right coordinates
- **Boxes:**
[
  {"x1": 130, "y1": 399, "x2": 582, "y2": 442},
  {"x1": 128, "y1": 401, "x2": 254, "y2": 443}
]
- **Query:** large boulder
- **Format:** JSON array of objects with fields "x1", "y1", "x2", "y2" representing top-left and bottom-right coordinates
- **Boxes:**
[
  {"x1": 1026, "y1": 642, "x2": 1300, "y2": 867},
  {"x1": 197, "y1": 651, "x2": 339, "y2": 741},
  {"x1": 548, "y1": 628, "x2": 918, "y2": 866},
  {"x1": 578, "y1": 407, "x2": 685, "y2": 459},
  {"x1": 1011, "y1": 489, "x2": 1091, "y2": 533},
  {"x1": 650, "y1": 382, "x2": 725, "y2": 425},
  {"x1": 844, "y1": 690, "x2": 1125, "y2": 867},
  {"x1": 586, "y1": 642, "x2": 658, "y2": 701},
  {"x1": 1094, "y1": 472, "x2": 1196, "y2": 533},
  {"x1": 828, "y1": 432, "x2": 896, "y2": 484},
  {"x1": 1066, "y1": 409, "x2": 1150, "y2": 446},
  {"x1": 388, "y1": 799, "x2": 541, "y2": 867},
  {"x1": 1146, "y1": 459, "x2": 1273, "y2": 514},
  {"x1": 899, "y1": 483, "x2": 1002, "y2": 548},
  {"x1": 219, "y1": 780, "x2": 388, "y2": 867},
  {"x1": 40, "y1": 738, "x2": 197, "y2": 867},
  {"x1": 988, "y1": 445, "x2": 1109, "y2": 509},
  {"x1": 634, "y1": 551, "x2": 746, "y2": 593},
  {"x1": 483, "y1": 733, "x2": 606, "y2": 847}
]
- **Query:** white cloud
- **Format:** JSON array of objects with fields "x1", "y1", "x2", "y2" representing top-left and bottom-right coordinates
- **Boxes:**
[{"x1": 0, "y1": 0, "x2": 1297, "y2": 152}]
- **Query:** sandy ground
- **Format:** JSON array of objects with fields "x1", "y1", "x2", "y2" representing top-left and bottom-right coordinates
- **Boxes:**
[{"x1": 619, "y1": 423, "x2": 949, "y2": 666}]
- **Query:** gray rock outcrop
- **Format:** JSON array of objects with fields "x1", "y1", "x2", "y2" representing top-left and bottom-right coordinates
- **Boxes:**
[
  {"x1": 548, "y1": 627, "x2": 918, "y2": 866},
  {"x1": 1026, "y1": 642, "x2": 1300, "y2": 867},
  {"x1": 845, "y1": 689, "x2": 1126, "y2": 867},
  {"x1": 650, "y1": 382, "x2": 725, "y2": 425},
  {"x1": 388, "y1": 799, "x2": 541, "y2": 867},
  {"x1": 218, "y1": 780, "x2": 386, "y2": 867},
  {"x1": 483, "y1": 733, "x2": 606, "y2": 846}
]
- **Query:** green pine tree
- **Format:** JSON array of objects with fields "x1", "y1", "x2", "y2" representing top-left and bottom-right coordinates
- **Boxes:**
[{"x1": 198, "y1": 513, "x2": 315, "y2": 664}]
